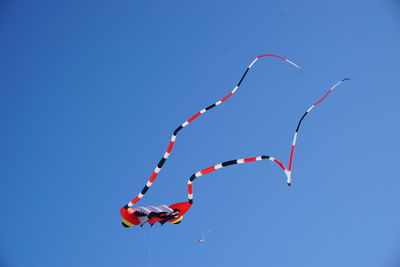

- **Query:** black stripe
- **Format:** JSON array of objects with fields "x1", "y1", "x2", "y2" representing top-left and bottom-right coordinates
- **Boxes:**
[
  {"x1": 237, "y1": 68, "x2": 250, "y2": 86},
  {"x1": 205, "y1": 103, "x2": 216, "y2": 111},
  {"x1": 173, "y1": 126, "x2": 183, "y2": 136},
  {"x1": 222, "y1": 160, "x2": 237, "y2": 167},
  {"x1": 295, "y1": 111, "x2": 308, "y2": 132},
  {"x1": 157, "y1": 157, "x2": 166, "y2": 168},
  {"x1": 189, "y1": 174, "x2": 196, "y2": 182},
  {"x1": 189, "y1": 199, "x2": 193, "y2": 204},
  {"x1": 141, "y1": 186, "x2": 149, "y2": 194},
  {"x1": 261, "y1": 155, "x2": 270, "y2": 160}
]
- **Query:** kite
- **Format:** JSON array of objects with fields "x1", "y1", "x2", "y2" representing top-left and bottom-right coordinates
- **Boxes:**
[
  {"x1": 198, "y1": 230, "x2": 211, "y2": 244},
  {"x1": 120, "y1": 54, "x2": 349, "y2": 227}
]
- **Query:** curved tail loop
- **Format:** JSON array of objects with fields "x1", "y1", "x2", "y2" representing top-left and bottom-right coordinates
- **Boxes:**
[
  {"x1": 127, "y1": 55, "x2": 300, "y2": 207},
  {"x1": 187, "y1": 78, "x2": 350, "y2": 203}
]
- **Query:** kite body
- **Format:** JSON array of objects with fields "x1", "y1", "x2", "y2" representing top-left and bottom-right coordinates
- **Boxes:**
[{"x1": 121, "y1": 202, "x2": 191, "y2": 227}]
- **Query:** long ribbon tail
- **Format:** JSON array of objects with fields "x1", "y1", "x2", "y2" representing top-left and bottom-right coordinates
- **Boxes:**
[
  {"x1": 286, "y1": 78, "x2": 351, "y2": 185},
  {"x1": 187, "y1": 156, "x2": 286, "y2": 204},
  {"x1": 187, "y1": 78, "x2": 351, "y2": 203},
  {"x1": 127, "y1": 55, "x2": 300, "y2": 207}
]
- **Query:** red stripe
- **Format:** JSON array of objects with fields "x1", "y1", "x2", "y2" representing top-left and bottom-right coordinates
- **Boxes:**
[
  {"x1": 273, "y1": 159, "x2": 287, "y2": 171},
  {"x1": 166, "y1": 141, "x2": 175, "y2": 153},
  {"x1": 149, "y1": 172, "x2": 157, "y2": 183},
  {"x1": 244, "y1": 157, "x2": 257, "y2": 162},
  {"x1": 188, "y1": 112, "x2": 201, "y2": 123},
  {"x1": 188, "y1": 183, "x2": 193, "y2": 194},
  {"x1": 132, "y1": 197, "x2": 140, "y2": 204},
  {"x1": 288, "y1": 146, "x2": 295, "y2": 171},
  {"x1": 221, "y1": 92, "x2": 233, "y2": 102},
  {"x1": 257, "y1": 54, "x2": 286, "y2": 60},
  {"x1": 201, "y1": 166, "x2": 216, "y2": 175},
  {"x1": 314, "y1": 90, "x2": 332, "y2": 106}
]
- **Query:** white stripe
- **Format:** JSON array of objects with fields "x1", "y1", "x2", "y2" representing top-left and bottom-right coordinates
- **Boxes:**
[
  {"x1": 256, "y1": 156, "x2": 262, "y2": 161},
  {"x1": 215, "y1": 101, "x2": 222, "y2": 106},
  {"x1": 331, "y1": 81, "x2": 342, "y2": 90},
  {"x1": 200, "y1": 108, "x2": 206, "y2": 114},
  {"x1": 232, "y1": 86, "x2": 239, "y2": 93},
  {"x1": 248, "y1": 58, "x2": 258, "y2": 68},
  {"x1": 171, "y1": 135, "x2": 176, "y2": 142},
  {"x1": 138, "y1": 193, "x2": 144, "y2": 198},
  {"x1": 307, "y1": 106, "x2": 314, "y2": 113},
  {"x1": 154, "y1": 167, "x2": 161, "y2": 173},
  {"x1": 128, "y1": 202, "x2": 133, "y2": 207},
  {"x1": 195, "y1": 171, "x2": 202, "y2": 177},
  {"x1": 188, "y1": 194, "x2": 193, "y2": 199},
  {"x1": 284, "y1": 170, "x2": 292, "y2": 184},
  {"x1": 164, "y1": 152, "x2": 170, "y2": 159},
  {"x1": 292, "y1": 132, "x2": 298, "y2": 146},
  {"x1": 188, "y1": 180, "x2": 192, "y2": 185},
  {"x1": 285, "y1": 59, "x2": 301, "y2": 69},
  {"x1": 269, "y1": 156, "x2": 275, "y2": 161},
  {"x1": 182, "y1": 121, "x2": 189, "y2": 127},
  {"x1": 215, "y1": 164, "x2": 222, "y2": 169},
  {"x1": 237, "y1": 159, "x2": 244, "y2": 164},
  {"x1": 146, "y1": 181, "x2": 153, "y2": 187}
]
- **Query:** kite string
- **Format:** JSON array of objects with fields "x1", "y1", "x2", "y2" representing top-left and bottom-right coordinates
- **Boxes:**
[
  {"x1": 127, "y1": 55, "x2": 301, "y2": 207},
  {"x1": 203, "y1": 230, "x2": 211, "y2": 241},
  {"x1": 140, "y1": 229, "x2": 153, "y2": 267}
]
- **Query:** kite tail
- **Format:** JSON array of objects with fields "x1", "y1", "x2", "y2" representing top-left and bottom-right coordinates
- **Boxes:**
[
  {"x1": 187, "y1": 156, "x2": 286, "y2": 204},
  {"x1": 187, "y1": 78, "x2": 350, "y2": 203},
  {"x1": 286, "y1": 78, "x2": 350, "y2": 185},
  {"x1": 127, "y1": 55, "x2": 300, "y2": 207}
]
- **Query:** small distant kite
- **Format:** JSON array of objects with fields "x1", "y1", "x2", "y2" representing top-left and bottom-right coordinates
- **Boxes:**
[
  {"x1": 198, "y1": 230, "x2": 211, "y2": 244},
  {"x1": 120, "y1": 54, "x2": 350, "y2": 227}
]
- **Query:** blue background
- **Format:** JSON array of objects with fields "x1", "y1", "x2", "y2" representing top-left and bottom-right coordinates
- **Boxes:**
[{"x1": 1, "y1": 0, "x2": 399, "y2": 266}]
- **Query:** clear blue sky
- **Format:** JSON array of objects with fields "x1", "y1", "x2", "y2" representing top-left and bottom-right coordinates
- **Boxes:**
[{"x1": 1, "y1": 1, "x2": 399, "y2": 266}]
